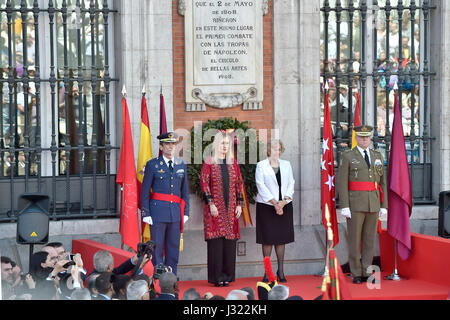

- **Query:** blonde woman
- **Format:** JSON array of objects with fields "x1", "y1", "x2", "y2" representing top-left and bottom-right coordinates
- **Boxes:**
[
  {"x1": 200, "y1": 131, "x2": 243, "y2": 287},
  {"x1": 255, "y1": 140, "x2": 295, "y2": 282}
]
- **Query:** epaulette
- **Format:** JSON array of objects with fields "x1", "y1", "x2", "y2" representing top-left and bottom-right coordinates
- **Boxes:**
[
  {"x1": 174, "y1": 157, "x2": 185, "y2": 165},
  {"x1": 372, "y1": 149, "x2": 382, "y2": 155}
]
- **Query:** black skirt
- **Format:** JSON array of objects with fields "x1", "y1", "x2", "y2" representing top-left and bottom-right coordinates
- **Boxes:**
[{"x1": 256, "y1": 202, "x2": 294, "y2": 245}]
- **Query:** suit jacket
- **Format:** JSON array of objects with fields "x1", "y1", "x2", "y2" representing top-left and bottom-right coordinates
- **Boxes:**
[
  {"x1": 255, "y1": 158, "x2": 295, "y2": 205},
  {"x1": 86, "y1": 258, "x2": 135, "y2": 279},
  {"x1": 337, "y1": 147, "x2": 388, "y2": 212},
  {"x1": 141, "y1": 156, "x2": 190, "y2": 223}
]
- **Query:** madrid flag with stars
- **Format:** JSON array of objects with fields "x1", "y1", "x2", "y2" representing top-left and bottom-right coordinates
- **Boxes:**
[{"x1": 321, "y1": 91, "x2": 339, "y2": 247}]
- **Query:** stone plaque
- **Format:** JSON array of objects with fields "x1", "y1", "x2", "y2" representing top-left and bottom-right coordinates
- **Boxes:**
[{"x1": 180, "y1": 0, "x2": 267, "y2": 111}]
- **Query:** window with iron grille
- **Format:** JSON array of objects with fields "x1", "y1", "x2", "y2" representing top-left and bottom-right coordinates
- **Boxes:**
[
  {"x1": 0, "y1": 0, "x2": 118, "y2": 222},
  {"x1": 320, "y1": 0, "x2": 435, "y2": 204}
]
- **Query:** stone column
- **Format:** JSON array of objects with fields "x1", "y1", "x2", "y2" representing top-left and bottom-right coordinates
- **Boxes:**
[
  {"x1": 273, "y1": 1, "x2": 302, "y2": 224},
  {"x1": 114, "y1": 0, "x2": 174, "y2": 156},
  {"x1": 301, "y1": 0, "x2": 322, "y2": 226},
  {"x1": 430, "y1": 0, "x2": 450, "y2": 199}
]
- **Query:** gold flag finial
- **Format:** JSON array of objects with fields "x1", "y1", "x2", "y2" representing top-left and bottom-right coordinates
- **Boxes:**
[{"x1": 324, "y1": 203, "x2": 334, "y2": 245}]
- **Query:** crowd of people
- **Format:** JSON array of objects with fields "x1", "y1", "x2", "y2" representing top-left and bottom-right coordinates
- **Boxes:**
[
  {"x1": 320, "y1": 5, "x2": 422, "y2": 146},
  {"x1": 1, "y1": 241, "x2": 311, "y2": 301},
  {"x1": 1, "y1": 131, "x2": 302, "y2": 301}
]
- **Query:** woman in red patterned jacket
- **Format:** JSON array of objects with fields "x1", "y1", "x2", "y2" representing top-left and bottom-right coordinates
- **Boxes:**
[{"x1": 200, "y1": 131, "x2": 243, "y2": 287}]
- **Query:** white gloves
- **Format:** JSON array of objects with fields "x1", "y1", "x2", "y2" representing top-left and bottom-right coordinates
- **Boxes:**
[
  {"x1": 143, "y1": 215, "x2": 189, "y2": 225},
  {"x1": 339, "y1": 208, "x2": 386, "y2": 219},
  {"x1": 340, "y1": 207, "x2": 351, "y2": 219},
  {"x1": 143, "y1": 216, "x2": 153, "y2": 225}
]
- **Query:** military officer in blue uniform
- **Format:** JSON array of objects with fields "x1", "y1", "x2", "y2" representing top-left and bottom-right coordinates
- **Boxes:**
[{"x1": 141, "y1": 132, "x2": 190, "y2": 275}]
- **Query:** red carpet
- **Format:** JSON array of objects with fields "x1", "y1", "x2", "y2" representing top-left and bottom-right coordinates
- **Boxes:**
[
  {"x1": 72, "y1": 233, "x2": 450, "y2": 300},
  {"x1": 178, "y1": 273, "x2": 450, "y2": 300}
]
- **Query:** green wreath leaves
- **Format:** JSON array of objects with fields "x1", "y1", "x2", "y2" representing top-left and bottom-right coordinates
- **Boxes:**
[{"x1": 187, "y1": 118, "x2": 263, "y2": 204}]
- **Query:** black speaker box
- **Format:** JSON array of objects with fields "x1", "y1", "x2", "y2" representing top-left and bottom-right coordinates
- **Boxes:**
[
  {"x1": 16, "y1": 193, "x2": 50, "y2": 244},
  {"x1": 438, "y1": 191, "x2": 450, "y2": 238}
]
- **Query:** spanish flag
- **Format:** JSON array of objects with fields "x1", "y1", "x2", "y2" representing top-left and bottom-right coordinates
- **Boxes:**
[
  {"x1": 351, "y1": 92, "x2": 361, "y2": 149},
  {"x1": 137, "y1": 92, "x2": 152, "y2": 242},
  {"x1": 241, "y1": 184, "x2": 253, "y2": 227},
  {"x1": 233, "y1": 160, "x2": 253, "y2": 227}
]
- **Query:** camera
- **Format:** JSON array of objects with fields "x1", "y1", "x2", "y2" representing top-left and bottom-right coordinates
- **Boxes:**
[
  {"x1": 152, "y1": 263, "x2": 169, "y2": 280},
  {"x1": 137, "y1": 240, "x2": 156, "y2": 258},
  {"x1": 131, "y1": 240, "x2": 156, "y2": 277},
  {"x1": 62, "y1": 261, "x2": 76, "y2": 269}
]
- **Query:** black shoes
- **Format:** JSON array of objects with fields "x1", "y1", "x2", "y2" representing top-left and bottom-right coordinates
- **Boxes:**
[
  {"x1": 277, "y1": 271, "x2": 287, "y2": 283},
  {"x1": 214, "y1": 281, "x2": 230, "y2": 287},
  {"x1": 352, "y1": 276, "x2": 362, "y2": 284}
]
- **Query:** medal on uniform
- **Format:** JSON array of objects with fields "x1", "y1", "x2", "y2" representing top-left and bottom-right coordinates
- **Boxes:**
[{"x1": 374, "y1": 158, "x2": 383, "y2": 175}]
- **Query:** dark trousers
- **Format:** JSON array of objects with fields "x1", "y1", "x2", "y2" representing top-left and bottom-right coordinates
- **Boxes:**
[
  {"x1": 207, "y1": 237, "x2": 237, "y2": 284},
  {"x1": 150, "y1": 221, "x2": 181, "y2": 275}
]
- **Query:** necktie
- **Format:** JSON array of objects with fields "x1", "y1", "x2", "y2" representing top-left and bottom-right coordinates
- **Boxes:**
[
  {"x1": 364, "y1": 150, "x2": 370, "y2": 168},
  {"x1": 168, "y1": 160, "x2": 173, "y2": 173}
]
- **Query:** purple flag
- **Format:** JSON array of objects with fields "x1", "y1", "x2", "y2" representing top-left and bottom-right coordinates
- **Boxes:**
[
  {"x1": 387, "y1": 91, "x2": 413, "y2": 260},
  {"x1": 158, "y1": 92, "x2": 168, "y2": 157}
]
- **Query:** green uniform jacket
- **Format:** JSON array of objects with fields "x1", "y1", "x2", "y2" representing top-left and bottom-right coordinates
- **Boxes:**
[{"x1": 337, "y1": 147, "x2": 388, "y2": 212}]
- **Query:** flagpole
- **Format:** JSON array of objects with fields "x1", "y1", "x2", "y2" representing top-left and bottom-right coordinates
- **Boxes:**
[
  {"x1": 385, "y1": 82, "x2": 403, "y2": 281},
  {"x1": 320, "y1": 78, "x2": 330, "y2": 277},
  {"x1": 385, "y1": 240, "x2": 402, "y2": 281},
  {"x1": 120, "y1": 187, "x2": 125, "y2": 250},
  {"x1": 120, "y1": 85, "x2": 126, "y2": 250}
]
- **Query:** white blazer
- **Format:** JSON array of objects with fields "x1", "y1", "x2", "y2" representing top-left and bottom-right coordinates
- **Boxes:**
[{"x1": 255, "y1": 158, "x2": 295, "y2": 205}]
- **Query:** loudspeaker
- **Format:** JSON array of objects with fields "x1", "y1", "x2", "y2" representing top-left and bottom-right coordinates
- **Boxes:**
[
  {"x1": 438, "y1": 191, "x2": 450, "y2": 238},
  {"x1": 16, "y1": 193, "x2": 50, "y2": 244}
]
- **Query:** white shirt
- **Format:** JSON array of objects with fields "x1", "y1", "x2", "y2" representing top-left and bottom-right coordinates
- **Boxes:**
[
  {"x1": 356, "y1": 145, "x2": 371, "y2": 166},
  {"x1": 162, "y1": 155, "x2": 174, "y2": 168}
]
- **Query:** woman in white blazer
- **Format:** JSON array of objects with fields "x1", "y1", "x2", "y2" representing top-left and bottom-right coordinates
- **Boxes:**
[{"x1": 255, "y1": 140, "x2": 295, "y2": 282}]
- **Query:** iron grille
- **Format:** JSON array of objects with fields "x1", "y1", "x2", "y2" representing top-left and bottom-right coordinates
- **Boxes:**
[
  {"x1": 0, "y1": 0, "x2": 119, "y2": 222},
  {"x1": 320, "y1": 0, "x2": 435, "y2": 204}
]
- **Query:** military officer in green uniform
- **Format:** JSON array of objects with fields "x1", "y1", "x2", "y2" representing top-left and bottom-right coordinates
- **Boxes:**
[{"x1": 337, "y1": 125, "x2": 388, "y2": 284}]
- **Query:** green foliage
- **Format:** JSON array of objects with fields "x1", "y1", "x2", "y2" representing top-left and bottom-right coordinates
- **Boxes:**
[{"x1": 187, "y1": 118, "x2": 263, "y2": 204}]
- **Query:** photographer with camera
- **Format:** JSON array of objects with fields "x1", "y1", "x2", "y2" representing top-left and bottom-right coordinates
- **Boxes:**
[
  {"x1": 88, "y1": 249, "x2": 150, "y2": 279},
  {"x1": 43, "y1": 242, "x2": 88, "y2": 285},
  {"x1": 28, "y1": 251, "x2": 75, "y2": 300}
]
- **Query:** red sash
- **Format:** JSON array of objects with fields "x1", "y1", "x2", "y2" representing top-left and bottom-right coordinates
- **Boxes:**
[
  {"x1": 150, "y1": 192, "x2": 186, "y2": 233},
  {"x1": 348, "y1": 181, "x2": 384, "y2": 234},
  {"x1": 348, "y1": 181, "x2": 384, "y2": 203}
]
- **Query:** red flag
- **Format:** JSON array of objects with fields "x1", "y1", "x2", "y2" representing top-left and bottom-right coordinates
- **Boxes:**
[
  {"x1": 158, "y1": 91, "x2": 168, "y2": 157},
  {"x1": 351, "y1": 92, "x2": 361, "y2": 149},
  {"x1": 387, "y1": 91, "x2": 412, "y2": 260},
  {"x1": 321, "y1": 92, "x2": 339, "y2": 247},
  {"x1": 116, "y1": 96, "x2": 140, "y2": 252},
  {"x1": 322, "y1": 248, "x2": 352, "y2": 300}
]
